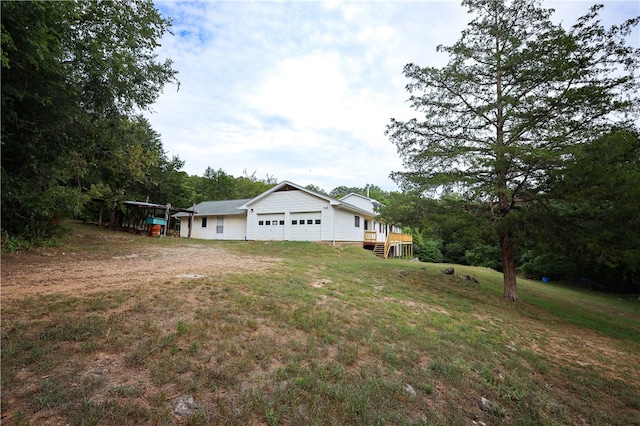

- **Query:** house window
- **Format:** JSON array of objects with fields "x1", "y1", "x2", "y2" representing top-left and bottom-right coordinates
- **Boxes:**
[
  {"x1": 315, "y1": 219, "x2": 321, "y2": 224},
  {"x1": 364, "y1": 220, "x2": 369, "y2": 230},
  {"x1": 216, "y1": 217, "x2": 224, "y2": 234},
  {"x1": 202, "y1": 217, "x2": 207, "y2": 228},
  {"x1": 279, "y1": 220, "x2": 285, "y2": 225},
  {"x1": 292, "y1": 220, "x2": 298, "y2": 225},
  {"x1": 265, "y1": 220, "x2": 271, "y2": 225},
  {"x1": 273, "y1": 221, "x2": 278, "y2": 226},
  {"x1": 298, "y1": 221, "x2": 305, "y2": 225},
  {"x1": 259, "y1": 220, "x2": 264, "y2": 225},
  {"x1": 355, "y1": 216, "x2": 360, "y2": 228},
  {"x1": 307, "y1": 219, "x2": 313, "y2": 225}
]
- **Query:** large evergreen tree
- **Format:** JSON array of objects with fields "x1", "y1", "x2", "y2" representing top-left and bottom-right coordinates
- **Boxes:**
[{"x1": 387, "y1": 0, "x2": 639, "y2": 301}]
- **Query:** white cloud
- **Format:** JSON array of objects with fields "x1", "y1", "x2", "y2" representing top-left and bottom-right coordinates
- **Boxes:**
[
  {"x1": 249, "y1": 52, "x2": 349, "y2": 129},
  {"x1": 146, "y1": 0, "x2": 639, "y2": 195}
]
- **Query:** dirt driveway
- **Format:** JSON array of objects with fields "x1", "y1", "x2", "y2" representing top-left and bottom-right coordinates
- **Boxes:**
[{"x1": 1, "y1": 231, "x2": 277, "y2": 301}]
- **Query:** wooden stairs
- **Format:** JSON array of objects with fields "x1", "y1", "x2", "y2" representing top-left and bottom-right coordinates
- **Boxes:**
[
  {"x1": 370, "y1": 232, "x2": 413, "y2": 259},
  {"x1": 373, "y1": 243, "x2": 386, "y2": 258}
]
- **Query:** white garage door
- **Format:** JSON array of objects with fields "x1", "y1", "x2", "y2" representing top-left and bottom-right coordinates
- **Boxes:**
[
  {"x1": 256, "y1": 214, "x2": 285, "y2": 240},
  {"x1": 290, "y1": 212, "x2": 322, "y2": 241}
]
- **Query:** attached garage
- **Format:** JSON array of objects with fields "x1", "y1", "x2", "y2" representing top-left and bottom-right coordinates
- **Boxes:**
[
  {"x1": 238, "y1": 181, "x2": 381, "y2": 243},
  {"x1": 289, "y1": 212, "x2": 322, "y2": 241},
  {"x1": 256, "y1": 213, "x2": 285, "y2": 240}
]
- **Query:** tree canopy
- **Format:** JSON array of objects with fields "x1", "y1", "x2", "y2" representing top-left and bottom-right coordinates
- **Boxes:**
[
  {"x1": 387, "y1": 0, "x2": 640, "y2": 301},
  {"x1": 1, "y1": 0, "x2": 178, "y2": 242},
  {"x1": 523, "y1": 128, "x2": 640, "y2": 292}
]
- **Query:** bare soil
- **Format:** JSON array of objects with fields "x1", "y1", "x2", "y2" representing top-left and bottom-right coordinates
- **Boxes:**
[{"x1": 1, "y1": 232, "x2": 277, "y2": 301}]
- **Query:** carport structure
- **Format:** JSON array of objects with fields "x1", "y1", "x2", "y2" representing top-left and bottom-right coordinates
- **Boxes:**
[{"x1": 117, "y1": 201, "x2": 195, "y2": 236}]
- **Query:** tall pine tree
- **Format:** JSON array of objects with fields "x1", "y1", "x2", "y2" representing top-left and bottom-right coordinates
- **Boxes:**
[{"x1": 387, "y1": 0, "x2": 639, "y2": 301}]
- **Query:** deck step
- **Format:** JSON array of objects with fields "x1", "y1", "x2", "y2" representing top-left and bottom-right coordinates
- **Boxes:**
[{"x1": 373, "y1": 243, "x2": 385, "y2": 258}]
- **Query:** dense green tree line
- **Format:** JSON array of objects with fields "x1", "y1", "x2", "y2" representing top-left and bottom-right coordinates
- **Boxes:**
[
  {"x1": 1, "y1": 0, "x2": 178, "y2": 244},
  {"x1": 522, "y1": 128, "x2": 640, "y2": 293},
  {"x1": 190, "y1": 168, "x2": 278, "y2": 205}
]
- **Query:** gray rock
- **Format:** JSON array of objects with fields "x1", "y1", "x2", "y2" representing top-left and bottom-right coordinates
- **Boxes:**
[
  {"x1": 174, "y1": 394, "x2": 198, "y2": 417},
  {"x1": 403, "y1": 383, "x2": 416, "y2": 396},
  {"x1": 478, "y1": 396, "x2": 503, "y2": 417}
]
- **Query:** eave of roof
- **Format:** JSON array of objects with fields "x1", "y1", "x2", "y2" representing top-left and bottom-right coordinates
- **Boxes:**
[
  {"x1": 334, "y1": 201, "x2": 375, "y2": 216},
  {"x1": 339, "y1": 193, "x2": 384, "y2": 208},
  {"x1": 239, "y1": 181, "x2": 340, "y2": 208}
]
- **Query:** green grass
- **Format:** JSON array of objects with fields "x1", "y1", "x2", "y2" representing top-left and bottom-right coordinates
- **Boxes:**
[
  {"x1": 425, "y1": 262, "x2": 640, "y2": 343},
  {"x1": 2, "y1": 223, "x2": 639, "y2": 425}
]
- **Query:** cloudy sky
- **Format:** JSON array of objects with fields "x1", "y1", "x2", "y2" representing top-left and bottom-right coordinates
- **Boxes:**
[{"x1": 146, "y1": 0, "x2": 639, "y2": 193}]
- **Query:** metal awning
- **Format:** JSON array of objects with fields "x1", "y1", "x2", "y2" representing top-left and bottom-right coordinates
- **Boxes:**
[{"x1": 122, "y1": 201, "x2": 195, "y2": 214}]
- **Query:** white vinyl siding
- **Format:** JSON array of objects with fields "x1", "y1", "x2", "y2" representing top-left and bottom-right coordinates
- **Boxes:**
[
  {"x1": 332, "y1": 209, "x2": 366, "y2": 242},
  {"x1": 246, "y1": 190, "x2": 332, "y2": 241},
  {"x1": 340, "y1": 194, "x2": 375, "y2": 213},
  {"x1": 181, "y1": 215, "x2": 245, "y2": 240},
  {"x1": 177, "y1": 183, "x2": 386, "y2": 243}
]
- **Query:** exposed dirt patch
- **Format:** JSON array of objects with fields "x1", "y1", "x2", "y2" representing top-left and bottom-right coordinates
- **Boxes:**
[{"x1": 1, "y1": 237, "x2": 280, "y2": 301}]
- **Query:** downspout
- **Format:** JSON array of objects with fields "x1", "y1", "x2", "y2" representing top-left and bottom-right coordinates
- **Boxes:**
[{"x1": 332, "y1": 206, "x2": 336, "y2": 246}]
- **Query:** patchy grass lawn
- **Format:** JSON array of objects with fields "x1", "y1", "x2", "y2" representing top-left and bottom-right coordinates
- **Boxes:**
[{"x1": 2, "y1": 222, "x2": 639, "y2": 425}]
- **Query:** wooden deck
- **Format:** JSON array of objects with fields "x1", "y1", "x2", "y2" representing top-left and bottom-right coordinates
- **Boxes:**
[{"x1": 364, "y1": 231, "x2": 413, "y2": 259}]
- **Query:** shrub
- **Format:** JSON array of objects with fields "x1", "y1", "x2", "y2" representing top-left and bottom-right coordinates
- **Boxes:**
[{"x1": 465, "y1": 244, "x2": 501, "y2": 270}]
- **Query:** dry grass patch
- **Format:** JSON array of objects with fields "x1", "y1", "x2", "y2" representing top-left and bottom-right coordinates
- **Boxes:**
[{"x1": 2, "y1": 222, "x2": 639, "y2": 425}]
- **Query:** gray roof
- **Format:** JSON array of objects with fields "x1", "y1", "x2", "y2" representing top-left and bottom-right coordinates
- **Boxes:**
[
  {"x1": 173, "y1": 198, "x2": 251, "y2": 218},
  {"x1": 340, "y1": 193, "x2": 384, "y2": 207}
]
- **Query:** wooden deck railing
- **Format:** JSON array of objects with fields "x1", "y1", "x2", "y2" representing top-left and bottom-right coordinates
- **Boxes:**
[
  {"x1": 364, "y1": 230, "x2": 377, "y2": 242},
  {"x1": 387, "y1": 232, "x2": 413, "y2": 243},
  {"x1": 364, "y1": 231, "x2": 413, "y2": 259},
  {"x1": 382, "y1": 232, "x2": 413, "y2": 258}
]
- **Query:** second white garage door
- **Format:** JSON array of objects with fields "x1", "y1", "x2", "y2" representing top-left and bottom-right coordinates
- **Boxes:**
[{"x1": 290, "y1": 212, "x2": 322, "y2": 241}]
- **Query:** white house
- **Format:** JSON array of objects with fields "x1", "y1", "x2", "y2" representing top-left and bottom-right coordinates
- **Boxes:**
[{"x1": 173, "y1": 181, "x2": 412, "y2": 258}]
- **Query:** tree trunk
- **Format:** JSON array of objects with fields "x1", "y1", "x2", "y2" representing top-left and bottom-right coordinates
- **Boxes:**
[
  {"x1": 492, "y1": 8, "x2": 518, "y2": 301},
  {"x1": 500, "y1": 228, "x2": 518, "y2": 301},
  {"x1": 110, "y1": 200, "x2": 117, "y2": 229}
]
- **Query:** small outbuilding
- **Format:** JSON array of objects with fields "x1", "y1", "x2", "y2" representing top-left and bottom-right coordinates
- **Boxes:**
[{"x1": 115, "y1": 201, "x2": 195, "y2": 236}]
